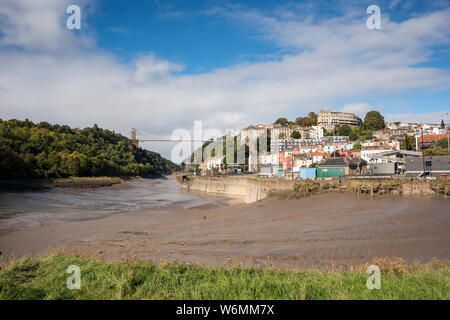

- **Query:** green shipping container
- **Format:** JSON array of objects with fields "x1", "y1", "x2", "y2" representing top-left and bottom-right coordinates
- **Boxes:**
[
  {"x1": 316, "y1": 167, "x2": 345, "y2": 178},
  {"x1": 276, "y1": 168, "x2": 284, "y2": 177}
]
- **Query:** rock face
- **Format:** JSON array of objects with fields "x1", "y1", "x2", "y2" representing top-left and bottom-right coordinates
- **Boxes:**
[{"x1": 177, "y1": 175, "x2": 295, "y2": 203}]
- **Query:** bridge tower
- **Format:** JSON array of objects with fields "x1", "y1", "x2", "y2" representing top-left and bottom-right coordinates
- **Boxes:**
[{"x1": 130, "y1": 128, "x2": 139, "y2": 149}]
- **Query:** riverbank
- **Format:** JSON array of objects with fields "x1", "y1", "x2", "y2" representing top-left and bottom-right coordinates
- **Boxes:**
[
  {"x1": 0, "y1": 176, "x2": 125, "y2": 191},
  {"x1": 0, "y1": 253, "x2": 448, "y2": 299},
  {"x1": 1, "y1": 193, "x2": 448, "y2": 268},
  {"x1": 177, "y1": 175, "x2": 450, "y2": 203}
]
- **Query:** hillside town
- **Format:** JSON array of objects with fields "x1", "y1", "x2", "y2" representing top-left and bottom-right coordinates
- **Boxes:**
[{"x1": 191, "y1": 109, "x2": 450, "y2": 179}]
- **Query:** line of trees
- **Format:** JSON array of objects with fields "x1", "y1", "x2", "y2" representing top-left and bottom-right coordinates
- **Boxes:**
[
  {"x1": 0, "y1": 119, "x2": 179, "y2": 180},
  {"x1": 274, "y1": 112, "x2": 319, "y2": 127}
]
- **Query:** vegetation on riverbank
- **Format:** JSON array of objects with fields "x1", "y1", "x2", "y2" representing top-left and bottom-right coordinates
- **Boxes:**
[
  {"x1": 267, "y1": 178, "x2": 450, "y2": 199},
  {"x1": 0, "y1": 176, "x2": 124, "y2": 191},
  {"x1": 0, "y1": 119, "x2": 179, "y2": 180},
  {"x1": 0, "y1": 253, "x2": 448, "y2": 300}
]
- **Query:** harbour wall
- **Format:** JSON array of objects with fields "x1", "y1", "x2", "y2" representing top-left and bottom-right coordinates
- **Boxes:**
[{"x1": 176, "y1": 175, "x2": 448, "y2": 203}]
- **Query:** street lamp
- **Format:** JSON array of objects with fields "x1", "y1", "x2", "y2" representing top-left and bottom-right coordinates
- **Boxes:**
[
  {"x1": 421, "y1": 127, "x2": 425, "y2": 177},
  {"x1": 446, "y1": 112, "x2": 449, "y2": 150}
]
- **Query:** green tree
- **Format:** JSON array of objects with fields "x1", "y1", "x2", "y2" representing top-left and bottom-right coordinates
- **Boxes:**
[
  {"x1": 337, "y1": 124, "x2": 352, "y2": 136},
  {"x1": 308, "y1": 112, "x2": 318, "y2": 125},
  {"x1": 0, "y1": 119, "x2": 179, "y2": 180},
  {"x1": 291, "y1": 130, "x2": 301, "y2": 139},
  {"x1": 274, "y1": 117, "x2": 289, "y2": 125},
  {"x1": 441, "y1": 119, "x2": 445, "y2": 129},
  {"x1": 424, "y1": 147, "x2": 450, "y2": 156},
  {"x1": 349, "y1": 130, "x2": 359, "y2": 141},
  {"x1": 323, "y1": 128, "x2": 333, "y2": 136},
  {"x1": 435, "y1": 137, "x2": 449, "y2": 149},
  {"x1": 295, "y1": 117, "x2": 304, "y2": 126},
  {"x1": 353, "y1": 142, "x2": 362, "y2": 150},
  {"x1": 402, "y1": 134, "x2": 414, "y2": 150},
  {"x1": 363, "y1": 111, "x2": 385, "y2": 131},
  {"x1": 302, "y1": 118, "x2": 313, "y2": 127}
]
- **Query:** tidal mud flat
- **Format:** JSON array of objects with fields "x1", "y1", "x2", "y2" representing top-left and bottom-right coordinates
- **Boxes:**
[{"x1": 1, "y1": 180, "x2": 448, "y2": 269}]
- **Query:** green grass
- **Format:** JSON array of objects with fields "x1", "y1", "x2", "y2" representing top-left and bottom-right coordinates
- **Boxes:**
[
  {"x1": 0, "y1": 254, "x2": 448, "y2": 300},
  {"x1": 0, "y1": 176, "x2": 124, "y2": 191}
]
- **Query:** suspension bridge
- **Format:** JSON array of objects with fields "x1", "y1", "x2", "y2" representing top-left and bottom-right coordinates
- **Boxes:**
[{"x1": 117, "y1": 128, "x2": 218, "y2": 149}]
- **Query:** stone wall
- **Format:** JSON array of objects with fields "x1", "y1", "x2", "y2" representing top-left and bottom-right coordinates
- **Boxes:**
[
  {"x1": 176, "y1": 175, "x2": 445, "y2": 203},
  {"x1": 177, "y1": 175, "x2": 295, "y2": 203}
]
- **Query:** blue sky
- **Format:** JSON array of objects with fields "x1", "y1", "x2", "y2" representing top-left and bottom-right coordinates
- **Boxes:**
[
  {"x1": 92, "y1": 0, "x2": 281, "y2": 72},
  {"x1": 0, "y1": 0, "x2": 450, "y2": 159},
  {"x1": 91, "y1": 0, "x2": 450, "y2": 123},
  {"x1": 92, "y1": 0, "x2": 450, "y2": 73}
]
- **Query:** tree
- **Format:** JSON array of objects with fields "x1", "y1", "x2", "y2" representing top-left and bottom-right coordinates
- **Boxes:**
[
  {"x1": 441, "y1": 119, "x2": 445, "y2": 129},
  {"x1": 291, "y1": 130, "x2": 301, "y2": 139},
  {"x1": 0, "y1": 119, "x2": 179, "y2": 179},
  {"x1": 274, "y1": 117, "x2": 288, "y2": 125},
  {"x1": 295, "y1": 112, "x2": 317, "y2": 127},
  {"x1": 424, "y1": 147, "x2": 450, "y2": 156},
  {"x1": 435, "y1": 137, "x2": 449, "y2": 149},
  {"x1": 323, "y1": 128, "x2": 333, "y2": 137},
  {"x1": 349, "y1": 130, "x2": 359, "y2": 141},
  {"x1": 402, "y1": 134, "x2": 414, "y2": 150},
  {"x1": 308, "y1": 112, "x2": 318, "y2": 125},
  {"x1": 295, "y1": 117, "x2": 304, "y2": 126},
  {"x1": 363, "y1": 111, "x2": 385, "y2": 131},
  {"x1": 353, "y1": 142, "x2": 362, "y2": 150},
  {"x1": 337, "y1": 124, "x2": 351, "y2": 136},
  {"x1": 302, "y1": 118, "x2": 313, "y2": 127}
]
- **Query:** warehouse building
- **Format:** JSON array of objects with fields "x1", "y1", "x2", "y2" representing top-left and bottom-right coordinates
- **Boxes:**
[
  {"x1": 316, "y1": 157, "x2": 368, "y2": 177},
  {"x1": 405, "y1": 155, "x2": 450, "y2": 177}
]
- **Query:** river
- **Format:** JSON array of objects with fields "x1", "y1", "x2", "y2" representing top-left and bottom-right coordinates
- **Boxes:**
[{"x1": 0, "y1": 176, "x2": 221, "y2": 235}]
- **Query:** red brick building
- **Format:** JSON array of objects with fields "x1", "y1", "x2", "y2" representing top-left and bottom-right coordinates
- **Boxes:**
[{"x1": 416, "y1": 133, "x2": 449, "y2": 151}]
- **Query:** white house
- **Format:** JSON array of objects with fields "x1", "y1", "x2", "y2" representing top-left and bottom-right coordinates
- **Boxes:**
[
  {"x1": 361, "y1": 148, "x2": 386, "y2": 163},
  {"x1": 260, "y1": 152, "x2": 279, "y2": 165},
  {"x1": 324, "y1": 144, "x2": 336, "y2": 154},
  {"x1": 311, "y1": 126, "x2": 324, "y2": 140},
  {"x1": 312, "y1": 152, "x2": 327, "y2": 163},
  {"x1": 206, "y1": 156, "x2": 224, "y2": 171}
]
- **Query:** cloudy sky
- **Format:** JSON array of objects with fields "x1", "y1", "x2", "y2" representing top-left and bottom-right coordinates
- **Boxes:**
[{"x1": 1, "y1": 0, "x2": 449, "y2": 159}]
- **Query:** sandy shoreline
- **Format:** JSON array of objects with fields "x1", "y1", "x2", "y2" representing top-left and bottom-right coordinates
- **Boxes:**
[{"x1": 1, "y1": 193, "x2": 449, "y2": 269}]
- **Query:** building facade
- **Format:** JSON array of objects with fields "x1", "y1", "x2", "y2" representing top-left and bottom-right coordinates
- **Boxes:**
[{"x1": 318, "y1": 110, "x2": 362, "y2": 131}]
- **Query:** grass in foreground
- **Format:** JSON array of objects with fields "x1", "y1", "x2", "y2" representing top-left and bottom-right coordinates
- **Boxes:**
[{"x1": 0, "y1": 254, "x2": 448, "y2": 300}]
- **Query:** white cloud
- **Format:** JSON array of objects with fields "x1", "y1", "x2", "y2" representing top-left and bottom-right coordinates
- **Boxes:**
[
  {"x1": 340, "y1": 103, "x2": 374, "y2": 117},
  {"x1": 0, "y1": 0, "x2": 93, "y2": 51},
  {"x1": 385, "y1": 111, "x2": 450, "y2": 124},
  {"x1": 133, "y1": 54, "x2": 184, "y2": 84},
  {"x1": 0, "y1": 1, "x2": 450, "y2": 160}
]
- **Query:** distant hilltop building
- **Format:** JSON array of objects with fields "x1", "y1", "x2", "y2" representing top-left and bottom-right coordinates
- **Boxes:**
[
  {"x1": 240, "y1": 124, "x2": 267, "y2": 144},
  {"x1": 318, "y1": 110, "x2": 362, "y2": 131},
  {"x1": 240, "y1": 123, "x2": 324, "y2": 144}
]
